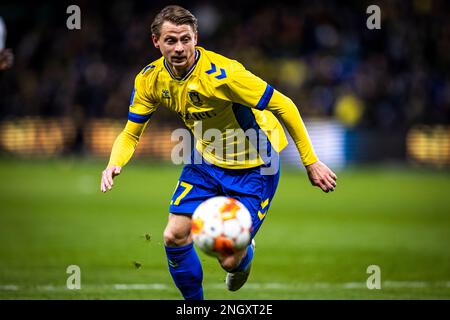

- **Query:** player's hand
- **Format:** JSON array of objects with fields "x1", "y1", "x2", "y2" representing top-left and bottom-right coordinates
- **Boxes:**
[
  {"x1": 305, "y1": 161, "x2": 337, "y2": 193},
  {"x1": 0, "y1": 49, "x2": 14, "y2": 70},
  {"x1": 100, "y1": 166, "x2": 122, "y2": 193}
]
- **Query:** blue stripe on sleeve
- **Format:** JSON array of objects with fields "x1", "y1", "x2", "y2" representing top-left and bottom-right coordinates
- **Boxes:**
[
  {"x1": 141, "y1": 65, "x2": 155, "y2": 74},
  {"x1": 255, "y1": 84, "x2": 274, "y2": 110},
  {"x1": 129, "y1": 87, "x2": 136, "y2": 106},
  {"x1": 128, "y1": 111, "x2": 152, "y2": 123}
]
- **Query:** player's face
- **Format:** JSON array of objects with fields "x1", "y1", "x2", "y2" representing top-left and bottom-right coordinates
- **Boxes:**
[{"x1": 153, "y1": 21, "x2": 198, "y2": 74}]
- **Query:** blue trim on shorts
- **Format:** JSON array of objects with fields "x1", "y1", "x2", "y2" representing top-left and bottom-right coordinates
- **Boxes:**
[{"x1": 169, "y1": 156, "x2": 281, "y2": 239}]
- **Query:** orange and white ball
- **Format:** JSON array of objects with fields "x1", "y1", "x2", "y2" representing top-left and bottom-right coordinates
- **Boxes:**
[{"x1": 191, "y1": 196, "x2": 252, "y2": 257}]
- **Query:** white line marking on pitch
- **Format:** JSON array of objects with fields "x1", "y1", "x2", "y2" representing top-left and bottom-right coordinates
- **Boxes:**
[
  {"x1": 0, "y1": 285, "x2": 18, "y2": 291},
  {"x1": 114, "y1": 284, "x2": 168, "y2": 290},
  {"x1": 1, "y1": 281, "x2": 450, "y2": 292}
]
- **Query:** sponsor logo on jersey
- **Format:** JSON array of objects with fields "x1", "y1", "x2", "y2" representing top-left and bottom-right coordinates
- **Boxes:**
[{"x1": 177, "y1": 110, "x2": 217, "y2": 121}]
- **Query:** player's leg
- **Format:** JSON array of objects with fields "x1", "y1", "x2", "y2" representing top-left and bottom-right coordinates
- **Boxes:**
[
  {"x1": 163, "y1": 213, "x2": 204, "y2": 300},
  {"x1": 217, "y1": 240, "x2": 254, "y2": 273},
  {"x1": 218, "y1": 238, "x2": 255, "y2": 292},
  {"x1": 219, "y1": 163, "x2": 281, "y2": 291},
  {"x1": 165, "y1": 163, "x2": 218, "y2": 300}
]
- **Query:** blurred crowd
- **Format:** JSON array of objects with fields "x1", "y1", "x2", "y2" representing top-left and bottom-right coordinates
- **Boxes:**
[{"x1": 0, "y1": 0, "x2": 449, "y2": 131}]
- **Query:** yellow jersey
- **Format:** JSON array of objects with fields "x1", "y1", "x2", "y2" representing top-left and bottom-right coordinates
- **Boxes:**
[{"x1": 108, "y1": 46, "x2": 318, "y2": 169}]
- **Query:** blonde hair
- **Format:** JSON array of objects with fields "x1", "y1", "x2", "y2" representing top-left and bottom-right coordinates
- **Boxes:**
[{"x1": 151, "y1": 5, "x2": 198, "y2": 39}]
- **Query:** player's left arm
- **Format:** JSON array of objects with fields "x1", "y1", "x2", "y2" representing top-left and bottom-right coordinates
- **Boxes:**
[
  {"x1": 267, "y1": 90, "x2": 337, "y2": 193},
  {"x1": 224, "y1": 63, "x2": 337, "y2": 192}
]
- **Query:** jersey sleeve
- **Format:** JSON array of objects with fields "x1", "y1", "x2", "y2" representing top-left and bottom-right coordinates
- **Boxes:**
[
  {"x1": 107, "y1": 120, "x2": 149, "y2": 167},
  {"x1": 267, "y1": 89, "x2": 318, "y2": 166},
  {"x1": 223, "y1": 62, "x2": 274, "y2": 110},
  {"x1": 107, "y1": 69, "x2": 158, "y2": 167},
  {"x1": 128, "y1": 70, "x2": 158, "y2": 123},
  {"x1": 223, "y1": 62, "x2": 318, "y2": 166}
]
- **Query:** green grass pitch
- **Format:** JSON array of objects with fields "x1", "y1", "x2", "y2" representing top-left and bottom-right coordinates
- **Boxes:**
[{"x1": 0, "y1": 158, "x2": 449, "y2": 299}]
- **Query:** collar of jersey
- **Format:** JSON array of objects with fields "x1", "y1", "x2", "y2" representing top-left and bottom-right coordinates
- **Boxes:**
[{"x1": 164, "y1": 49, "x2": 200, "y2": 81}]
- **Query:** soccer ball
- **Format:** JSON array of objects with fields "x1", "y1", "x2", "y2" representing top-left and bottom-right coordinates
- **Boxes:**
[{"x1": 191, "y1": 196, "x2": 252, "y2": 257}]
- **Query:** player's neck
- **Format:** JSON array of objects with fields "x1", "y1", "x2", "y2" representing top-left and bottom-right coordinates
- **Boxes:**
[
  {"x1": 170, "y1": 66, "x2": 189, "y2": 78},
  {"x1": 169, "y1": 60, "x2": 194, "y2": 78},
  {"x1": 167, "y1": 51, "x2": 197, "y2": 79}
]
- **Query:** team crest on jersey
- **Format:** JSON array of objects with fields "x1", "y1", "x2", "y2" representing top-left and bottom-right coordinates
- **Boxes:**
[
  {"x1": 188, "y1": 91, "x2": 203, "y2": 106},
  {"x1": 162, "y1": 89, "x2": 171, "y2": 100}
]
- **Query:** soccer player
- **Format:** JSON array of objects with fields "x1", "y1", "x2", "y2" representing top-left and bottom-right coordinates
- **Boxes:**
[{"x1": 100, "y1": 5, "x2": 337, "y2": 300}]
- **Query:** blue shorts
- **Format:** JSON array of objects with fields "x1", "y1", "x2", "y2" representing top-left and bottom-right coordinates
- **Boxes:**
[{"x1": 169, "y1": 158, "x2": 280, "y2": 239}]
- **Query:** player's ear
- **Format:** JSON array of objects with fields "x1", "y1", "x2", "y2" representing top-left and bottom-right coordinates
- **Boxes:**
[{"x1": 152, "y1": 34, "x2": 160, "y2": 48}]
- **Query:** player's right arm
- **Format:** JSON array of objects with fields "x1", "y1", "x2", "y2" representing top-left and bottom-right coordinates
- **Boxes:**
[
  {"x1": 100, "y1": 68, "x2": 157, "y2": 193},
  {"x1": 100, "y1": 120, "x2": 149, "y2": 192}
]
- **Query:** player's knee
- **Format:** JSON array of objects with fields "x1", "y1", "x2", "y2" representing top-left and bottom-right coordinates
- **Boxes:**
[
  {"x1": 163, "y1": 228, "x2": 191, "y2": 247},
  {"x1": 219, "y1": 256, "x2": 240, "y2": 272}
]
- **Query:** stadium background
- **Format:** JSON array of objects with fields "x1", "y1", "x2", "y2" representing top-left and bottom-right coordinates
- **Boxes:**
[{"x1": 0, "y1": 0, "x2": 449, "y2": 299}]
